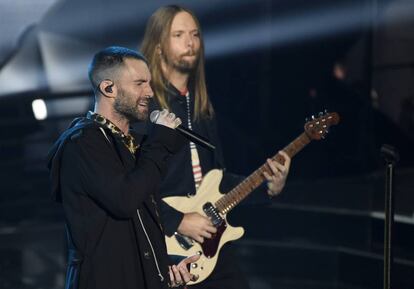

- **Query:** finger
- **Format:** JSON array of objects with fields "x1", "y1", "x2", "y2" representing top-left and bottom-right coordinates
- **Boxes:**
[
  {"x1": 263, "y1": 171, "x2": 272, "y2": 181},
  {"x1": 267, "y1": 159, "x2": 279, "y2": 176},
  {"x1": 200, "y1": 216, "x2": 214, "y2": 226},
  {"x1": 272, "y1": 170, "x2": 283, "y2": 180},
  {"x1": 194, "y1": 236, "x2": 204, "y2": 243},
  {"x1": 172, "y1": 265, "x2": 183, "y2": 285},
  {"x1": 272, "y1": 160, "x2": 289, "y2": 176},
  {"x1": 181, "y1": 254, "x2": 201, "y2": 266},
  {"x1": 160, "y1": 109, "x2": 168, "y2": 117},
  {"x1": 205, "y1": 224, "x2": 217, "y2": 234},
  {"x1": 267, "y1": 172, "x2": 284, "y2": 194},
  {"x1": 272, "y1": 161, "x2": 286, "y2": 172},
  {"x1": 167, "y1": 112, "x2": 176, "y2": 119},
  {"x1": 267, "y1": 181, "x2": 276, "y2": 194},
  {"x1": 168, "y1": 266, "x2": 175, "y2": 283},
  {"x1": 168, "y1": 266, "x2": 179, "y2": 287},
  {"x1": 176, "y1": 255, "x2": 200, "y2": 278},
  {"x1": 266, "y1": 174, "x2": 281, "y2": 186},
  {"x1": 279, "y1": 151, "x2": 291, "y2": 168},
  {"x1": 268, "y1": 177, "x2": 283, "y2": 192},
  {"x1": 200, "y1": 231, "x2": 212, "y2": 239},
  {"x1": 178, "y1": 266, "x2": 191, "y2": 283},
  {"x1": 174, "y1": 117, "x2": 182, "y2": 128},
  {"x1": 269, "y1": 160, "x2": 289, "y2": 177}
]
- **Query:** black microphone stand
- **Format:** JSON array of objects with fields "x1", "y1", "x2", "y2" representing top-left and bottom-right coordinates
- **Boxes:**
[{"x1": 380, "y1": 144, "x2": 399, "y2": 289}]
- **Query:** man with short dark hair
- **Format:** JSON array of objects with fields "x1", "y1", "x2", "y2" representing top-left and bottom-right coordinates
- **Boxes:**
[{"x1": 48, "y1": 46, "x2": 197, "y2": 289}]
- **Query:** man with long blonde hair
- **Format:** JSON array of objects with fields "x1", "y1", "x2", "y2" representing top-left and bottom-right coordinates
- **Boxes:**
[{"x1": 137, "y1": 5, "x2": 291, "y2": 288}]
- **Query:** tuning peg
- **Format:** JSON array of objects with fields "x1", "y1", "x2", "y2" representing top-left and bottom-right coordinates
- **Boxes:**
[
  {"x1": 305, "y1": 117, "x2": 309, "y2": 122},
  {"x1": 318, "y1": 111, "x2": 324, "y2": 116},
  {"x1": 324, "y1": 109, "x2": 328, "y2": 113},
  {"x1": 311, "y1": 115, "x2": 315, "y2": 119}
]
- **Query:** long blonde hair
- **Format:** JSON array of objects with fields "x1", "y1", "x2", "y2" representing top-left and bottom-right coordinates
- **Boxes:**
[{"x1": 140, "y1": 5, "x2": 214, "y2": 121}]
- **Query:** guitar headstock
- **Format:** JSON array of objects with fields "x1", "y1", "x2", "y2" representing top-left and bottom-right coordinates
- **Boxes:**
[{"x1": 304, "y1": 111, "x2": 340, "y2": 140}]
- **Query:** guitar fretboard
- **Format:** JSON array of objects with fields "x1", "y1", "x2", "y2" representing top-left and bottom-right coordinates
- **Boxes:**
[{"x1": 214, "y1": 132, "x2": 311, "y2": 214}]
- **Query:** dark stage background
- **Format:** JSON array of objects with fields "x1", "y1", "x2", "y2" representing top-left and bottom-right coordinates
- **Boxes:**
[{"x1": 1, "y1": 0, "x2": 414, "y2": 288}]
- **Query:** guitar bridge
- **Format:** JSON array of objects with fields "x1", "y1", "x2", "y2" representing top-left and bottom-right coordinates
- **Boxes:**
[{"x1": 203, "y1": 202, "x2": 223, "y2": 227}]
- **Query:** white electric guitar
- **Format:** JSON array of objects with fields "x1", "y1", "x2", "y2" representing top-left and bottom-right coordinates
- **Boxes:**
[{"x1": 163, "y1": 112, "x2": 340, "y2": 284}]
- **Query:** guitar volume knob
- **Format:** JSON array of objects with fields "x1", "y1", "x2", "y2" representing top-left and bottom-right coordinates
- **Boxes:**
[{"x1": 191, "y1": 274, "x2": 199, "y2": 282}]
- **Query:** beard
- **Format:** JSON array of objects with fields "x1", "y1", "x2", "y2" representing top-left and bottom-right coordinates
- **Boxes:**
[
  {"x1": 113, "y1": 89, "x2": 148, "y2": 123},
  {"x1": 164, "y1": 50, "x2": 200, "y2": 74}
]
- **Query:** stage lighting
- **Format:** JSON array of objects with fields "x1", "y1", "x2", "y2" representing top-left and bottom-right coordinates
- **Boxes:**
[{"x1": 32, "y1": 99, "x2": 47, "y2": 120}]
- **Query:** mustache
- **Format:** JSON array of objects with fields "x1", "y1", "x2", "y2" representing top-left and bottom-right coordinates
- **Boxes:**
[
  {"x1": 181, "y1": 51, "x2": 197, "y2": 57},
  {"x1": 139, "y1": 97, "x2": 153, "y2": 103}
]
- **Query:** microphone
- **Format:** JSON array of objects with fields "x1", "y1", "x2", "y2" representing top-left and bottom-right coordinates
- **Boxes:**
[
  {"x1": 380, "y1": 144, "x2": 399, "y2": 164},
  {"x1": 150, "y1": 110, "x2": 216, "y2": 151}
]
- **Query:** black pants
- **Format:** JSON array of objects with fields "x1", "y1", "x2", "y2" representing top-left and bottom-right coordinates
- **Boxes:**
[{"x1": 189, "y1": 244, "x2": 250, "y2": 289}]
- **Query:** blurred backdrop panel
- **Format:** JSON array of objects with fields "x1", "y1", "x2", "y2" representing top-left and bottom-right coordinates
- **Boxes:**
[{"x1": 0, "y1": 0, "x2": 414, "y2": 288}]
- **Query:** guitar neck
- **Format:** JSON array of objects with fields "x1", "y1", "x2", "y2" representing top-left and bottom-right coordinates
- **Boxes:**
[{"x1": 215, "y1": 132, "x2": 311, "y2": 214}]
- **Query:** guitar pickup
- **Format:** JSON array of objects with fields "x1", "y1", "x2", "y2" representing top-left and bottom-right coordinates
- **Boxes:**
[
  {"x1": 203, "y1": 202, "x2": 223, "y2": 226},
  {"x1": 174, "y1": 232, "x2": 194, "y2": 250}
]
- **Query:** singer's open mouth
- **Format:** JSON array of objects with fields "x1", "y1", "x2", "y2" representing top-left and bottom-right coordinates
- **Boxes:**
[{"x1": 138, "y1": 101, "x2": 148, "y2": 108}]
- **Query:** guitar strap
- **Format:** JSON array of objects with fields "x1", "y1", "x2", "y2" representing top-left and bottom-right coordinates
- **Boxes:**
[{"x1": 183, "y1": 90, "x2": 203, "y2": 193}]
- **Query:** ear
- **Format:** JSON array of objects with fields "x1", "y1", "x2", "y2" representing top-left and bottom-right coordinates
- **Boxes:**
[
  {"x1": 99, "y1": 80, "x2": 116, "y2": 98},
  {"x1": 156, "y1": 44, "x2": 162, "y2": 55}
]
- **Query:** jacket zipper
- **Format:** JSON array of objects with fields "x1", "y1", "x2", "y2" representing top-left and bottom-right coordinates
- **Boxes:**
[{"x1": 137, "y1": 209, "x2": 165, "y2": 282}]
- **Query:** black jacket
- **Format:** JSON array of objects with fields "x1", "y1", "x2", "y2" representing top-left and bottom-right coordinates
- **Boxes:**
[
  {"x1": 133, "y1": 86, "x2": 242, "y2": 237},
  {"x1": 48, "y1": 116, "x2": 185, "y2": 289}
]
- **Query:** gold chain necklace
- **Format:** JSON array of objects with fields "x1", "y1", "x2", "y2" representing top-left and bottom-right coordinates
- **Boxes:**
[{"x1": 87, "y1": 111, "x2": 139, "y2": 155}]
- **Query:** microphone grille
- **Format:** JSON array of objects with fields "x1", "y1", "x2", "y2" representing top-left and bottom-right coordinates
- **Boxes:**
[{"x1": 149, "y1": 110, "x2": 160, "y2": 123}]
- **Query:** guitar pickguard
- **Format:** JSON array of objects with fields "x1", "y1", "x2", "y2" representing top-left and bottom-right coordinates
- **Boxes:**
[{"x1": 201, "y1": 221, "x2": 227, "y2": 258}]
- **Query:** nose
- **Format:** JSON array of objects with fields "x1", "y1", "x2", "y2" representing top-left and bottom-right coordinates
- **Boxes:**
[
  {"x1": 185, "y1": 34, "x2": 194, "y2": 48},
  {"x1": 145, "y1": 83, "x2": 154, "y2": 98}
]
